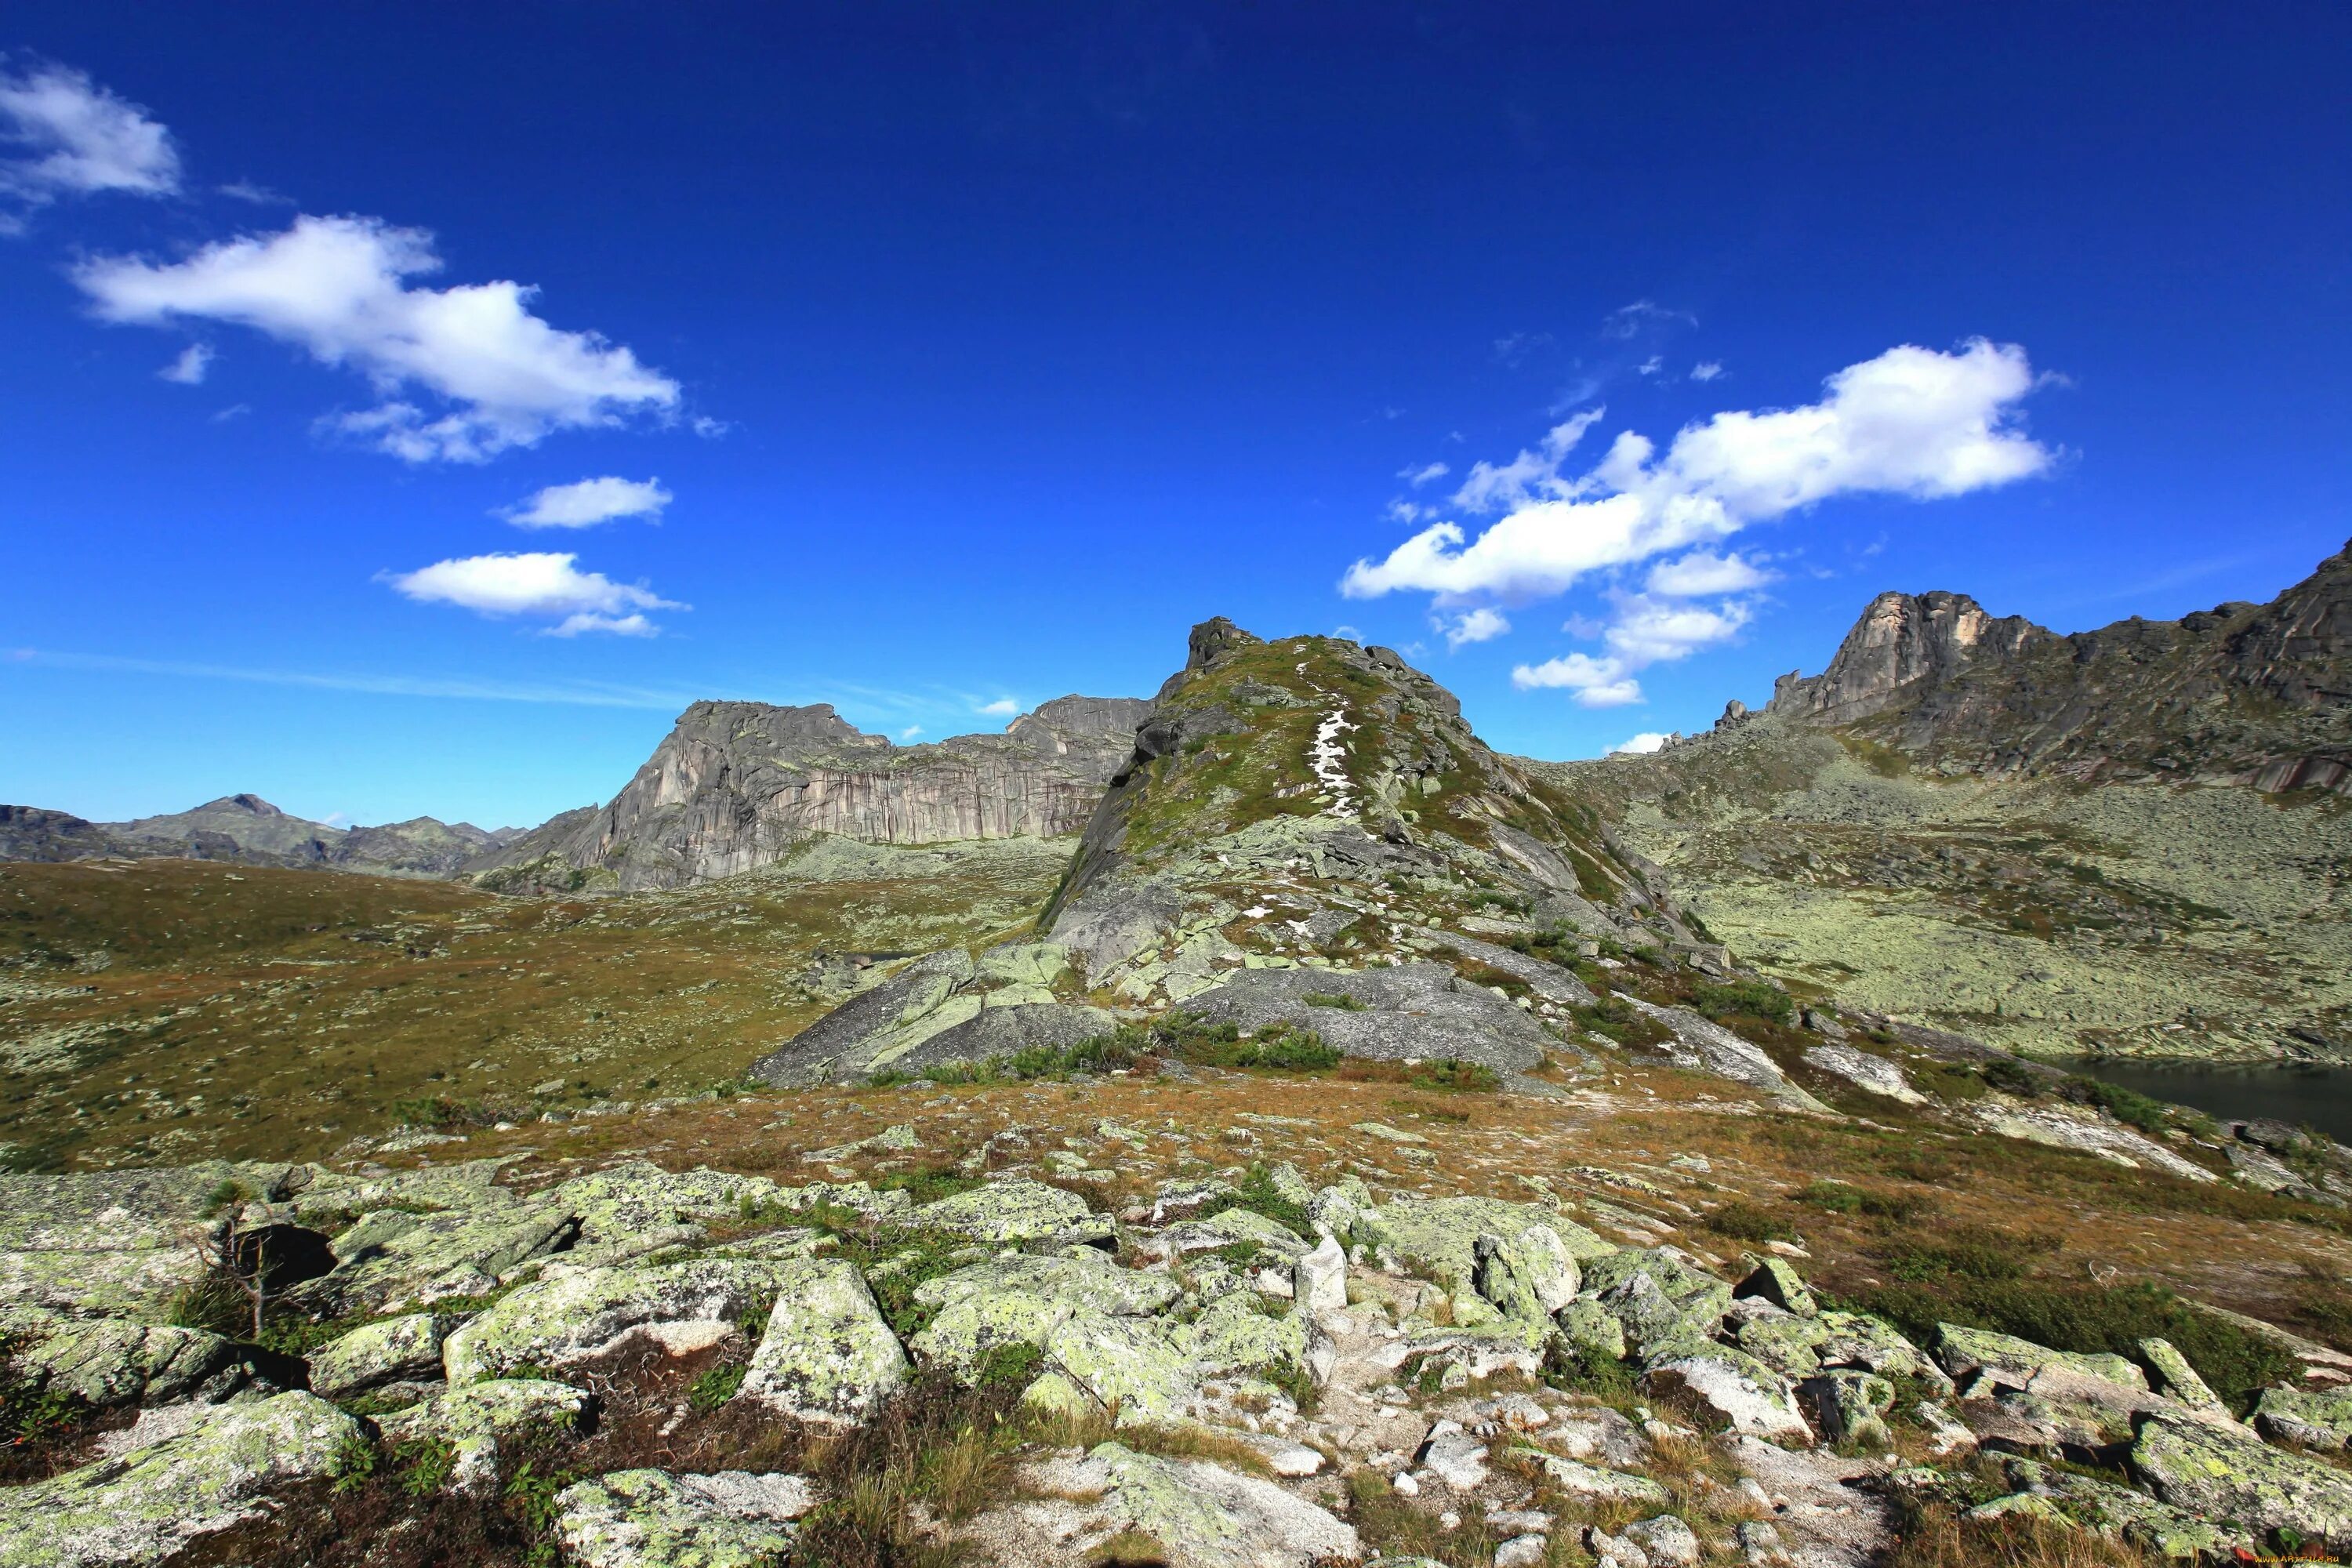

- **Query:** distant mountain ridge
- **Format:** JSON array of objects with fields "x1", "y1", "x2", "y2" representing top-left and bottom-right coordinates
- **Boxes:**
[
  {"x1": 471, "y1": 693, "x2": 1151, "y2": 893},
  {"x1": 1759, "y1": 536, "x2": 2352, "y2": 788},
  {"x1": 0, "y1": 695, "x2": 1149, "y2": 891}
]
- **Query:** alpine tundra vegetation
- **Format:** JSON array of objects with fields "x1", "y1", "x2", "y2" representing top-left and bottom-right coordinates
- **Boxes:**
[{"x1": 8, "y1": 610, "x2": 2352, "y2": 1567}]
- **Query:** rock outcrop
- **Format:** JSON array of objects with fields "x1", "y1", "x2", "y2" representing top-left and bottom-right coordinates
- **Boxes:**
[
  {"x1": 469, "y1": 694, "x2": 1149, "y2": 893},
  {"x1": 1763, "y1": 536, "x2": 2352, "y2": 785}
]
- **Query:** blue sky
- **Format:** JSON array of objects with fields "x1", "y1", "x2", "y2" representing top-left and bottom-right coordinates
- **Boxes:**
[{"x1": 2, "y1": 2, "x2": 2347, "y2": 829}]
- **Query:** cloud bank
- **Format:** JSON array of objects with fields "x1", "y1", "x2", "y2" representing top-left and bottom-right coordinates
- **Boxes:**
[{"x1": 76, "y1": 215, "x2": 680, "y2": 461}]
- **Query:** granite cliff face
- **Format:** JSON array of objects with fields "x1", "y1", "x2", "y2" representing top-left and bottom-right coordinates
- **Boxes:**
[
  {"x1": 1765, "y1": 537, "x2": 2352, "y2": 786},
  {"x1": 475, "y1": 694, "x2": 1150, "y2": 894}
]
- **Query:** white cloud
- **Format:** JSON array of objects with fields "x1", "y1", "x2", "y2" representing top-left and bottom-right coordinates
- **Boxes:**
[
  {"x1": 1645, "y1": 550, "x2": 1771, "y2": 597},
  {"x1": 1440, "y1": 608, "x2": 1511, "y2": 648},
  {"x1": 1508, "y1": 593, "x2": 1753, "y2": 706},
  {"x1": 1446, "y1": 408, "x2": 1606, "y2": 516},
  {"x1": 977, "y1": 698, "x2": 1020, "y2": 717},
  {"x1": 899, "y1": 724, "x2": 924, "y2": 740},
  {"x1": 210, "y1": 402, "x2": 249, "y2": 422},
  {"x1": 503, "y1": 475, "x2": 671, "y2": 529},
  {"x1": 1636, "y1": 355, "x2": 1664, "y2": 376},
  {"x1": 0, "y1": 64, "x2": 180, "y2": 209},
  {"x1": 1609, "y1": 731, "x2": 1672, "y2": 754},
  {"x1": 1399, "y1": 461, "x2": 1450, "y2": 487},
  {"x1": 1512, "y1": 654, "x2": 1644, "y2": 707},
  {"x1": 158, "y1": 343, "x2": 211, "y2": 384},
  {"x1": 1345, "y1": 339, "x2": 2051, "y2": 604},
  {"x1": 75, "y1": 215, "x2": 681, "y2": 462},
  {"x1": 384, "y1": 550, "x2": 682, "y2": 635},
  {"x1": 1690, "y1": 361, "x2": 1724, "y2": 382},
  {"x1": 1603, "y1": 299, "x2": 1695, "y2": 340}
]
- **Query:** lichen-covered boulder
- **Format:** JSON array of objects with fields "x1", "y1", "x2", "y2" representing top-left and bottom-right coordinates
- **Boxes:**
[
  {"x1": 2, "y1": 1308, "x2": 244, "y2": 1408},
  {"x1": 1179, "y1": 1294, "x2": 1312, "y2": 1383},
  {"x1": 1143, "y1": 1205, "x2": 1312, "y2": 1263},
  {"x1": 539, "y1": 1161, "x2": 794, "y2": 1265},
  {"x1": 1472, "y1": 1225, "x2": 1580, "y2": 1326},
  {"x1": 306, "y1": 1311, "x2": 446, "y2": 1398},
  {"x1": 1552, "y1": 1299, "x2": 1627, "y2": 1367},
  {"x1": 1991, "y1": 1457, "x2": 2255, "y2": 1559},
  {"x1": 1740, "y1": 1309, "x2": 1947, "y2": 1393},
  {"x1": 1643, "y1": 1345, "x2": 1812, "y2": 1444},
  {"x1": 1294, "y1": 1234, "x2": 1346, "y2": 1313},
  {"x1": 441, "y1": 1259, "x2": 778, "y2": 1385},
  {"x1": 380, "y1": 1377, "x2": 591, "y2": 1494},
  {"x1": 2138, "y1": 1338, "x2": 2230, "y2": 1420},
  {"x1": 0, "y1": 1167, "x2": 242, "y2": 1315},
  {"x1": 1363, "y1": 1196, "x2": 1610, "y2": 1298},
  {"x1": 1799, "y1": 1370, "x2": 1895, "y2": 1450},
  {"x1": 2132, "y1": 1409, "x2": 2352, "y2": 1539},
  {"x1": 1737, "y1": 1258, "x2": 1817, "y2": 1318},
  {"x1": 554, "y1": 1468, "x2": 814, "y2": 1568},
  {"x1": 0, "y1": 1391, "x2": 364, "y2": 1566},
  {"x1": 1023, "y1": 1315, "x2": 1197, "y2": 1427},
  {"x1": 1801, "y1": 1044, "x2": 1926, "y2": 1105},
  {"x1": 913, "y1": 1178, "x2": 1112, "y2": 1248},
  {"x1": 909, "y1": 1252, "x2": 1179, "y2": 1371},
  {"x1": 317, "y1": 1202, "x2": 579, "y2": 1313},
  {"x1": 1937, "y1": 1323, "x2": 2147, "y2": 1395},
  {"x1": 1508, "y1": 1447, "x2": 1671, "y2": 1504},
  {"x1": 738, "y1": 1258, "x2": 907, "y2": 1425},
  {"x1": 2253, "y1": 1385, "x2": 2352, "y2": 1449},
  {"x1": 1021, "y1": 1442, "x2": 1360, "y2": 1567}
]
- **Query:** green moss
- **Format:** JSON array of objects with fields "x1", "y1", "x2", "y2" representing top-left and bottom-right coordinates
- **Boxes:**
[{"x1": 1198, "y1": 1163, "x2": 1315, "y2": 1238}]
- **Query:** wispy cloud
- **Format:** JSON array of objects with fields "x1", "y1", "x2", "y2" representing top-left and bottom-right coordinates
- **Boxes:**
[
  {"x1": 5, "y1": 648, "x2": 703, "y2": 710},
  {"x1": 501, "y1": 475, "x2": 672, "y2": 529},
  {"x1": 0, "y1": 63, "x2": 180, "y2": 220},
  {"x1": 158, "y1": 343, "x2": 211, "y2": 384},
  {"x1": 1439, "y1": 607, "x2": 1510, "y2": 648},
  {"x1": 1609, "y1": 731, "x2": 1672, "y2": 754},
  {"x1": 1398, "y1": 461, "x2": 1450, "y2": 488},
  {"x1": 976, "y1": 698, "x2": 1021, "y2": 717},
  {"x1": 1690, "y1": 361, "x2": 1724, "y2": 383},
  {"x1": 76, "y1": 215, "x2": 681, "y2": 462}
]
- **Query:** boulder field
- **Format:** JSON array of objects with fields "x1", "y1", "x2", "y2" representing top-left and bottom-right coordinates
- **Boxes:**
[{"x1": 2, "y1": 1152, "x2": 2349, "y2": 1566}]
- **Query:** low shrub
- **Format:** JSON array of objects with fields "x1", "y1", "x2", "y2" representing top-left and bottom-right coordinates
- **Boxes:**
[
  {"x1": 1691, "y1": 980, "x2": 1795, "y2": 1026},
  {"x1": 1301, "y1": 991, "x2": 1368, "y2": 1011},
  {"x1": 1799, "y1": 1181, "x2": 1936, "y2": 1221},
  {"x1": 1846, "y1": 1276, "x2": 2295, "y2": 1415},
  {"x1": 1706, "y1": 1202, "x2": 1799, "y2": 1243}
]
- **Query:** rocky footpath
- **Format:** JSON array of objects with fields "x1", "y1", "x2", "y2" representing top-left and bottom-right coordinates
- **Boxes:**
[{"x1": 4, "y1": 1140, "x2": 2351, "y2": 1566}]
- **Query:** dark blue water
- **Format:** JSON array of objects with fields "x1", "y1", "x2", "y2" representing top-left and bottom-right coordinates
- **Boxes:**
[{"x1": 2071, "y1": 1059, "x2": 2352, "y2": 1146}]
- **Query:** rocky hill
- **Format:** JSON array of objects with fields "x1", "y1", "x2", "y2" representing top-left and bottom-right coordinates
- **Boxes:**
[
  {"x1": 1763, "y1": 536, "x2": 2352, "y2": 788},
  {"x1": 0, "y1": 793, "x2": 524, "y2": 878},
  {"x1": 469, "y1": 693, "x2": 1151, "y2": 895},
  {"x1": 1554, "y1": 538, "x2": 2352, "y2": 1064}
]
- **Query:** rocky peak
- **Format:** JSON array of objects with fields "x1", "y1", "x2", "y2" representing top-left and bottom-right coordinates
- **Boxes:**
[
  {"x1": 1756, "y1": 536, "x2": 2352, "y2": 786},
  {"x1": 1040, "y1": 620, "x2": 1710, "y2": 993},
  {"x1": 1769, "y1": 590, "x2": 2049, "y2": 726},
  {"x1": 469, "y1": 691, "x2": 1149, "y2": 894}
]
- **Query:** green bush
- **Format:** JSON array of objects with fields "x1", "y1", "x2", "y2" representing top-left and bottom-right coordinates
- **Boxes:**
[
  {"x1": 1706, "y1": 1202, "x2": 1799, "y2": 1243},
  {"x1": 1798, "y1": 1181, "x2": 1935, "y2": 1221},
  {"x1": 687, "y1": 1363, "x2": 746, "y2": 1411},
  {"x1": 1174, "y1": 1022, "x2": 1341, "y2": 1073},
  {"x1": 1200, "y1": 1163, "x2": 1315, "y2": 1237},
  {"x1": 1301, "y1": 992, "x2": 1368, "y2": 1011},
  {"x1": 1402, "y1": 1059, "x2": 1501, "y2": 1093},
  {"x1": 1846, "y1": 1277, "x2": 2296, "y2": 1415},
  {"x1": 1692, "y1": 980, "x2": 1795, "y2": 1026}
]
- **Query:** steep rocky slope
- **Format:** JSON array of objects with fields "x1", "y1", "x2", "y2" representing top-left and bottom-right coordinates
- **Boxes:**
[
  {"x1": 466, "y1": 693, "x2": 1149, "y2": 895},
  {"x1": 1766, "y1": 536, "x2": 2352, "y2": 787},
  {"x1": 1553, "y1": 539, "x2": 2352, "y2": 1063}
]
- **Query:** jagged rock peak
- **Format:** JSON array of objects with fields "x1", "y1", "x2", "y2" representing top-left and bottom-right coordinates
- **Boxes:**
[
  {"x1": 468, "y1": 692, "x2": 1149, "y2": 894},
  {"x1": 1768, "y1": 590, "x2": 2049, "y2": 726},
  {"x1": 1759, "y1": 535, "x2": 2352, "y2": 785}
]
